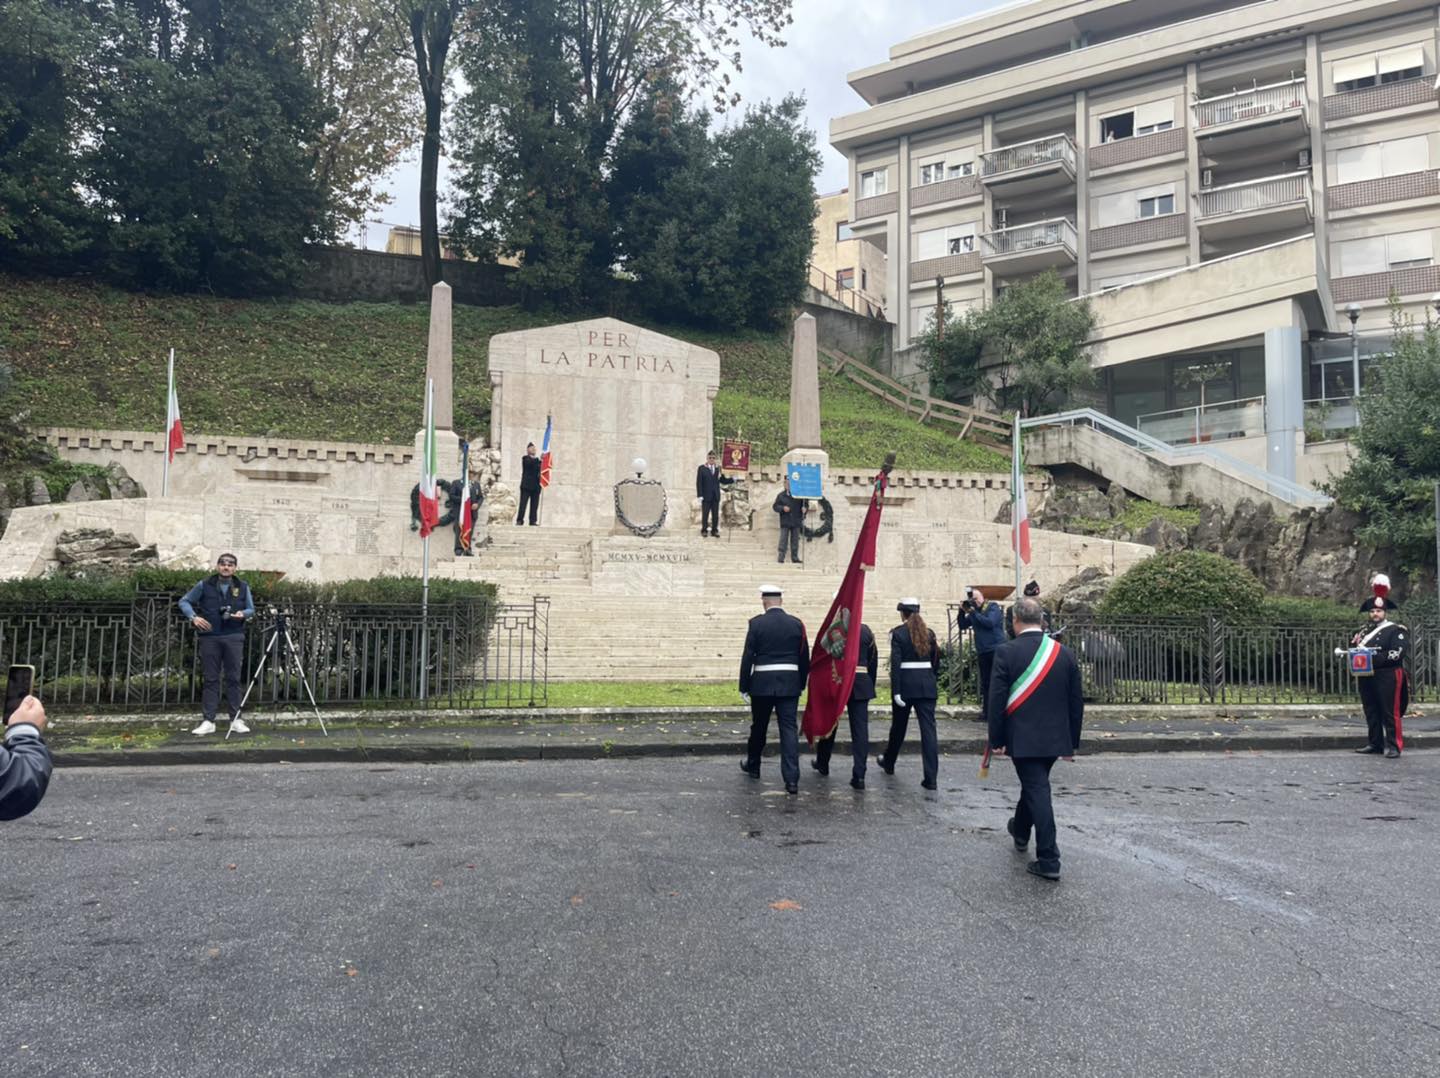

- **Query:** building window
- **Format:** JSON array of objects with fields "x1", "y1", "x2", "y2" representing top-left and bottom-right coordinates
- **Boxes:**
[
  {"x1": 859, "y1": 169, "x2": 888, "y2": 198},
  {"x1": 1100, "y1": 112, "x2": 1134, "y2": 142},
  {"x1": 1334, "y1": 135, "x2": 1430, "y2": 185},
  {"x1": 836, "y1": 221, "x2": 854, "y2": 241},
  {"x1": 1333, "y1": 46, "x2": 1426, "y2": 93},
  {"x1": 947, "y1": 161, "x2": 974, "y2": 178},
  {"x1": 1138, "y1": 193, "x2": 1175, "y2": 218},
  {"x1": 836, "y1": 268, "x2": 854, "y2": 290},
  {"x1": 1386, "y1": 230, "x2": 1433, "y2": 269},
  {"x1": 860, "y1": 269, "x2": 868, "y2": 291},
  {"x1": 1336, "y1": 231, "x2": 1434, "y2": 275},
  {"x1": 1379, "y1": 46, "x2": 1424, "y2": 84},
  {"x1": 915, "y1": 223, "x2": 977, "y2": 262},
  {"x1": 918, "y1": 162, "x2": 945, "y2": 185},
  {"x1": 1333, "y1": 55, "x2": 1378, "y2": 92}
]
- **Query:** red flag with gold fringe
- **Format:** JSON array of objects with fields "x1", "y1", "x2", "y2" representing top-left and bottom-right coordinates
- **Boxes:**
[{"x1": 801, "y1": 459, "x2": 894, "y2": 744}]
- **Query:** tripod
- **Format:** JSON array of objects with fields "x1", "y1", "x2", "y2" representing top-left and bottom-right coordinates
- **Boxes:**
[{"x1": 229, "y1": 609, "x2": 328, "y2": 738}]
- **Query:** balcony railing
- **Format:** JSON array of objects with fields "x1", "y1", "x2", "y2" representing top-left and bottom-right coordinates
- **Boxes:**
[
  {"x1": 1136, "y1": 395, "x2": 1266, "y2": 445},
  {"x1": 1304, "y1": 396, "x2": 1358, "y2": 441},
  {"x1": 1196, "y1": 172, "x2": 1311, "y2": 220},
  {"x1": 981, "y1": 218, "x2": 1078, "y2": 258},
  {"x1": 980, "y1": 135, "x2": 1076, "y2": 179},
  {"x1": 807, "y1": 263, "x2": 887, "y2": 320},
  {"x1": 1193, "y1": 77, "x2": 1306, "y2": 130}
]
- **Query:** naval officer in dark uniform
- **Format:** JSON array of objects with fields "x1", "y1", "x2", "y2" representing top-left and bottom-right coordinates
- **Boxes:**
[
  {"x1": 811, "y1": 620, "x2": 877, "y2": 790},
  {"x1": 739, "y1": 584, "x2": 810, "y2": 794},
  {"x1": 988, "y1": 597, "x2": 1084, "y2": 882},
  {"x1": 877, "y1": 598, "x2": 941, "y2": 790},
  {"x1": 1350, "y1": 574, "x2": 1409, "y2": 758}
]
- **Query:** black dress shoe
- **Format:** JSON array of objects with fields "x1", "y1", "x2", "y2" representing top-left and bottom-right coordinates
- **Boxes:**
[
  {"x1": 876, "y1": 756, "x2": 894, "y2": 775},
  {"x1": 811, "y1": 760, "x2": 829, "y2": 776},
  {"x1": 785, "y1": 783, "x2": 798, "y2": 795},
  {"x1": 1006, "y1": 818, "x2": 1028, "y2": 851},
  {"x1": 850, "y1": 777, "x2": 865, "y2": 790},
  {"x1": 1027, "y1": 861, "x2": 1061, "y2": 881},
  {"x1": 1354, "y1": 745, "x2": 1384, "y2": 754},
  {"x1": 1385, "y1": 748, "x2": 1401, "y2": 758},
  {"x1": 739, "y1": 761, "x2": 760, "y2": 778},
  {"x1": 921, "y1": 779, "x2": 937, "y2": 791}
]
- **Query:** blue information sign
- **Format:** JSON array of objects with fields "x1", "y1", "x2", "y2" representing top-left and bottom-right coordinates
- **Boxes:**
[{"x1": 786, "y1": 463, "x2": 823, "y2": 498}]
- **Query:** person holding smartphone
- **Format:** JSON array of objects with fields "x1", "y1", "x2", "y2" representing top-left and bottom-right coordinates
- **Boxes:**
[
  {"x1": 178, "y1": 553, "x2": 255, "y2": 736},
  {"x1": 2, "y1": 671, "x2": 52, "y2": 821}
]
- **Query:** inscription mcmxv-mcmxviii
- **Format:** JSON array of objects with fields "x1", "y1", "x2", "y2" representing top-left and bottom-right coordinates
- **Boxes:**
[{"x1": 535, "y1": 330, "x2": 679, "y2": 375}]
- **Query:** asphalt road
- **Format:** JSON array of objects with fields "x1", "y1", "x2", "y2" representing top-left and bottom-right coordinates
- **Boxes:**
[{"x1": 3, "y1": 752, "x2": 1438, "y2": 1078}]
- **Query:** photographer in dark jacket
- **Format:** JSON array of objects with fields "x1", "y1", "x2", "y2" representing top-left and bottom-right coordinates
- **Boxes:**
[
  {"x1": 178, "y1": 553, "x2": 255, "y2": 737},
  {"x1": 959, "y1": 586, "x2": 1005, "y2": 722},
  {"x1": 1, "y1": 695, "x2": 52, "y2": 821}
]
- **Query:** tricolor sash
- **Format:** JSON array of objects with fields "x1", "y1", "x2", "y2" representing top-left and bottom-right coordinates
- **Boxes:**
[{"x1": 1005, "y1": 634, "x2": 1061, "y2": 715}]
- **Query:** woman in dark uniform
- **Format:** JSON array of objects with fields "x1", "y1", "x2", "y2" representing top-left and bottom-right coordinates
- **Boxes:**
[
  {"x1": 811, "y1": 621, "x2": 878, "y2": 790},
  {"x1": 877, "y1": 598, "x2": 942, "y2": 790}
]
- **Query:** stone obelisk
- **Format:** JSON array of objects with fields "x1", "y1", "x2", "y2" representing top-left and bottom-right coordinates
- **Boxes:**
[
  {"x1": 416, "y1": 280, "x2": 461, "y2": 485},
  {"x1": 781, "y1": 312, "x2": 828, "y2": 493}
]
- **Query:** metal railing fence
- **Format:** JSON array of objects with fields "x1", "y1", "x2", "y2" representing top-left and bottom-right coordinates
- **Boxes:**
[
  {"x1": 980, "y1": 135, "x2": 1077, "y2": 177},
  {"x1": 1196, "y1": 172, "x2": 1311, "y2": 220},
  {"x1": 1193, "y1": 77, "x2": 1306, "y2": 129},
  {"x1": 944, "y1": 608, "x2": 1438, "y2": 706},
  {"x1": 981, "y1": 218, "x2": 1078, "y2": 258},
  {"x1": 0, "y1": 595, "x2": 548, "y2": 712},
  {"x1": 1137, "y1": 395, "x2": 1267, "y2": 445}
]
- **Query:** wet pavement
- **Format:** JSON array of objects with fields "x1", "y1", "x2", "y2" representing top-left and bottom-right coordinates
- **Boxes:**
[{"x1": 4, "y1": 753, "x2": 1438, "y2": 1076}]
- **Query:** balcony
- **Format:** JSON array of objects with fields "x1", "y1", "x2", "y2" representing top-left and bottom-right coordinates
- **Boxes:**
[
  {"x1": 1195, "y1": 172, "x2": 1312, "y2": 241},
  {"x1": 1193, "y1": 78, "x2": 1307, "y2": 153},
  {"x1": 981, "y1": 218, "x2": 1078, "y2": 276},
  {"x1": 979, "y1": 135, "x2": 1076, "y2": 198},
  {"x1": 1137, "y1": 395, "x2": 1266, "y2": 445}
]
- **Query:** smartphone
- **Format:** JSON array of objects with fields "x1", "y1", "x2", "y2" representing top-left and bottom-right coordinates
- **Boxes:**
[{"x1": 4, "y1": 664, "x2": 35, "y2": 723}]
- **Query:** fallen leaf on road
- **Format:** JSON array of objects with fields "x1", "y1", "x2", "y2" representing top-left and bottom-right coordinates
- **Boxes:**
[
  {"x1": 769, "y1": 899, "x2": 803, "y2": 911},
  {"x1": 226, "y1": 864, "x2": 237, "y2": 871},
  {"x1": 571, "y1": 893, "x2": 584, "y2": 906},
  {"x1": 432, "y1": 879, "x2": 443, "y2": 888}
]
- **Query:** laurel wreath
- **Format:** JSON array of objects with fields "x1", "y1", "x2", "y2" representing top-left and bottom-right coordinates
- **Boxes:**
[{"x1": 802, "y1": 496, "x2": 835, "y2": 543}]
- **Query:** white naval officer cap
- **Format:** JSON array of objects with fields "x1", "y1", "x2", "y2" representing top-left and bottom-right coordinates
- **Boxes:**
[
  {"x1": 897, "y1": 597, "x2": 921, "y2": 612},
  {"x1": 758, "y1": 584, "x2": 783, "y2": 597}
]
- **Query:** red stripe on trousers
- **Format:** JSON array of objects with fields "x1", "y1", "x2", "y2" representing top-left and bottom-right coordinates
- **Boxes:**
[{"x1": 1392, "y1": 668, "x2": 1405, "y2": 752}]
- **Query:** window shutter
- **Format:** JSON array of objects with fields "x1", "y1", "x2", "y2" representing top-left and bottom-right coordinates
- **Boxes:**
[
  {"x1": 1381, "y1": 135, "x2": 1429, "y2": 177},
  {"x1": 1332, "y1": 55, "x2": 1377, "y2": 87},
  {"x1": 1387, "y1": 230, "x2": 1433, "y2": 266},
  {"x1": 1134, "y1": 99, "x2": 1175, "y2": 129},
  {"x1": 1338, "y1": 236, "x2": 1386, "y2": 276},
  {"x1": 915, "y1": 229, "x2": 946, "y2": 261},
  {"x1": 1334, "y1": 144, "x2": 1381, "y2": 185},
  {"x1": 1377, "y1": 46, "x2": 1424, "y2": 76}
]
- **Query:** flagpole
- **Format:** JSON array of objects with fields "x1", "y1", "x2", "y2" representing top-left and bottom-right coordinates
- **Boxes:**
[
  {"x1": 1013, "y1": 412, "x2": 1023, "y2": 603},
  {"x1": 163, "y1": 348, "x2": 174, "y2": 497}
]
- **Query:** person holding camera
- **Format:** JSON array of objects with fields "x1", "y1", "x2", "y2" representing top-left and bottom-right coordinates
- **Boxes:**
[
  {"x1": 959, "y1": 586, "x2": 1005, "y2": 723},
  {"x1": 178, "y1": 553, "x2": 255, "y2": 736},
  {"x1": 1, "y1": 695, "x2": 51, "y2": 821}
]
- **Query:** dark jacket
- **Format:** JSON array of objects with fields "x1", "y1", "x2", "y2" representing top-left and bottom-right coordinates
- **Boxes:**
[
  {"x1": 851, "y1": 624, "x2": 878, "y2": 702},
  {"x1": 520, "y1": 454, "x2": 542, "y2": 493},
  {"x1": 889, "y1": 622, "x2": 940, "y2": 701},
  {"x1": 987, "y1": 630, "x2": 1084, "y2": 758},
  {"x1": 961, "y1": 600, "x2": 1005, "y2": 654},
  {"x1": 739, "y1": 607, "x2": 809, "y2": 697},
  {"x1": 773, "y1": 490, "x2": 805, "y2": 530},
  {"x1": 0, "y1": 723, "x2": 52, "y2": 821},
  {"x1": 178, "y1": 575, "x2": 255, "y2": 636},
  {"x1": 696, "y1": 464, "x2": 733, "y2": 502},
  {"x1": 1355, "y1": 621, "x2": 1408, "y2": 669}
]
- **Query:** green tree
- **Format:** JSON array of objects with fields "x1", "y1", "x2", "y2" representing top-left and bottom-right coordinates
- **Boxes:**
[
  {"x1": 447, "y1": 0, "x2": 792, "y2": 306},
  {"x1": 305, "y1": 0, "x2": 416, "y2": 229},
  {"x1": 915, "y1": 300, "x2": 985, "y2": 402},
  {"x1": 0, "y1": 0, "x2": 98, "y2": 272},
  {"x1": 1326, "y1": 310, "x2": 1440, "y2": 569},
  {"x1": 88, "y1": 0, "x2": 332, "y2": 294},
  {"x1": 610, "y1": 90, "x2": 818, "y2": 329},
  {"x1": 978, "y1": 271, "x2": 1096, "y2": 417}
]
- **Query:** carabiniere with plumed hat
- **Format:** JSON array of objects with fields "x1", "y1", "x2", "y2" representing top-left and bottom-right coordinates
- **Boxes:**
[{"x1": 1337, "y1": 573, "x2": 1409, "y2": 758}]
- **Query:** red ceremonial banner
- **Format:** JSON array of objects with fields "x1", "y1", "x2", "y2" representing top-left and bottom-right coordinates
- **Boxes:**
[
  {"x1": 800, "y1": 462, "x2": 893, "y2": 743},
  {"x1": 721, "y1": 439, "x2": 751, "y2": 473}
]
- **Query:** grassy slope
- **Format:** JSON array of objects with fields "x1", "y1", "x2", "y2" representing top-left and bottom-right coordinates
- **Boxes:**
[{"x1": 0, "y1": 273, "x2": 1006, "y2": 472}]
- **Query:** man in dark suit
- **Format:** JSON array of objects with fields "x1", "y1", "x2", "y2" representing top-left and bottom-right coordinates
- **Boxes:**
[
  {"x1": 695, "y1": 451, "x2": 734, "y2": 537},
  {"x1": 739, "y1": 584, "x2": 810, "y2": 794},
  {"x1": 987, "y1": 597, "x2": 1084, "y2": 882},
  {"x1": 516, "y1": 442, "x2": 541, "y2": 525},
  {"x1": 811, "y1": 621, "x2": 877, "y2": 790}
]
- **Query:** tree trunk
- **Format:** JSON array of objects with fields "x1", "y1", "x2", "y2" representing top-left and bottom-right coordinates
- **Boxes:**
[{"x1": 409, "y1": 2, "x2": 454, "y2": 288}]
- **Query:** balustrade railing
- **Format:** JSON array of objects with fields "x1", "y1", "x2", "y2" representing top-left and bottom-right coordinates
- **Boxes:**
[
  {"x1": 980, "y1": 135, "x2": 1077, "y2": 178},
  {"x1": 1197, "y1": 172, "x2": 1311, "y2": 220},
  {"x1": 981, "y1": 218, "x2": 1078, "y2": 258},
  {"x1": 1194, "y1": 77, "x2": 1307, "y2": 129},
  {"x1": 1137, "y1": 395, "x2": 1266, "y2": 445}
]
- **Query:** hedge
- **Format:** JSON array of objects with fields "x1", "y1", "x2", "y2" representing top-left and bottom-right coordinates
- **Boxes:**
[{"x1": 1099, "y1": 551, "x2": 1263, "y2": 623}]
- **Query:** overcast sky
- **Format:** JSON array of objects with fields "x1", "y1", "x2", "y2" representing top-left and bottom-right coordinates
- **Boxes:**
[{"x1": 359, "y1": 1, "x2": 998, "y2": 245}]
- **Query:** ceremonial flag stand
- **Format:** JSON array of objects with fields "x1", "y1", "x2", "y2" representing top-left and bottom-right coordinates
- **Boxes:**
[
  {"x1": 417, "y1": 380, "x2": 438, "y2": 704},
  {"x1": 981, "y1": 414, "x2": 1032, "y2": 780},
  {"x1": 162, "y1": 348, "x2": 184, "y2": 496}
]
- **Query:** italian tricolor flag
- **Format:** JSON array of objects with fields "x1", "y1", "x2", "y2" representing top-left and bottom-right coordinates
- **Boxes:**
[
  {"x1": 417, "y1": 379, "x2": 439, "y2": 538},
  {"x1": 166, "y1": 348, "x2": 185, "y2": 461},
  {"x1": 1011, "y1": 412, "x2": 1030, "y2": 564},
  {"x1": 1005, "y1": 633, "x2": 1060, "y2": 715}
]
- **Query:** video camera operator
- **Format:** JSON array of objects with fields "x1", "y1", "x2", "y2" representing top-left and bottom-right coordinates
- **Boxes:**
[
  {"x1": 1, "y1": 695, "x2": 51, "y2": 821},
  {"x1": 958, "y1": 585, "x2": 1005, "y2": 723},
  {"x1": 178, "y1": 553, "x2": 255, "y2": 737}
]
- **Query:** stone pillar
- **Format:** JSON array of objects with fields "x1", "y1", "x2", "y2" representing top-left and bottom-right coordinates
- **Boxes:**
[
  {"x1": 1185, "y1": 62, "x2": 1201, "y2": 267},
  {"x1": 783, "y1": 311, "x2": 829, "y2": 502},
  {"x1": 895, "y1": 134, "x2": 913, "y2": 351},
  {"x1": 425, "y1": 281, "x2": 454, "y2": 430},
  {"x1": 1263, "y1": 325, "x2": 1303, "y2": 484},
  {"x1": 1075, "y1": 89, "x2": 1091, "y2": 295}
]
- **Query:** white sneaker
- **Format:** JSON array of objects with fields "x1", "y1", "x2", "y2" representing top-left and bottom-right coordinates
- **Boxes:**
[
  {"x1": 190, "y1": 720, "x2": 216, "y2": 736},
  {"x1": 228, "y1": 718, "x2": 251, "y2": 735}
]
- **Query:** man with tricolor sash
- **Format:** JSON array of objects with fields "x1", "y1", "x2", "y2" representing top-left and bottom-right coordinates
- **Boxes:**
[{"x1": 987, "y1": 597, "x2": 1084, "y2": 882}]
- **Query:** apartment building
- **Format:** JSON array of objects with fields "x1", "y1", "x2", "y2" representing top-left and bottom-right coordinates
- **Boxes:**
[
  {"x1": 812, "y1": 189, "x2": 889, "y2": 312},
  {"x1": 830, "y1": 0, "x2": 1440, "y2": 485}
]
